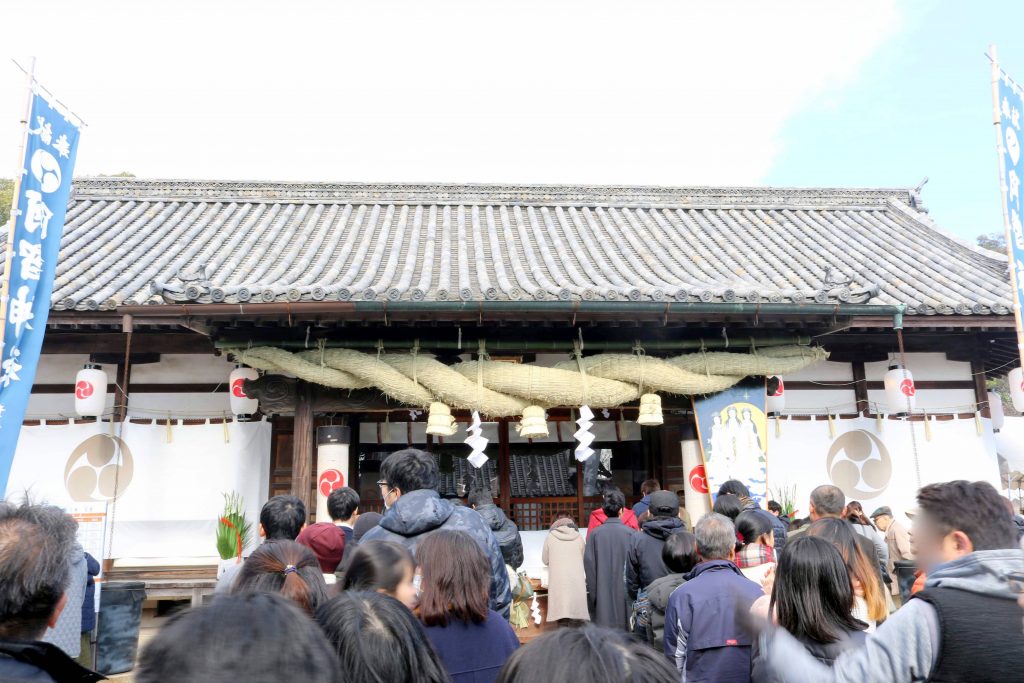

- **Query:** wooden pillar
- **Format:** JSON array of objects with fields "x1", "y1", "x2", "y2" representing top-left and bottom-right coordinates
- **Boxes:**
[
  {"x1": 348, "y1": 416, "x2": 361, "y2": 494},
  {"x1": 291, "y1": 381, "x2": 314, "y2": 515},
  {"x1": 852, "y1": 361, "x2": 869, "y2": 415},
  {"x1": 498, "y1": 419, "x2": 511, "y2": 512},
  {"x1": 971, "y1": 360, "x2": 990, "y2": 418}
]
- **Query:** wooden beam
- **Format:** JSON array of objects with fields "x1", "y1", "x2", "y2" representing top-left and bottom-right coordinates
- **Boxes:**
[
  {"x1": 971, "y1": 361, "x2": 989, "y2": 417},
  {"x1": 786, "y1": 380, "x2": 975, "y2": 391},
  {"x1": 852, "y1": 362, "x2": 868, "y2": 413},
  {"x1": 291, "y1": 381, "x2": 315, "y2": 515},
  {"x1": 42, "y1": 332, "x2": 213, "y2": 355}
]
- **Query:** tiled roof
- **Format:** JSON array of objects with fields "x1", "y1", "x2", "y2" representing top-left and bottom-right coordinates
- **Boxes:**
[{"x1": 47, "y1": 179, "x2": 1012, "y2": 316}]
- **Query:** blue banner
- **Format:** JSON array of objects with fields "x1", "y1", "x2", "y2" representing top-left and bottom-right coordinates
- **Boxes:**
[
  {"x1": 996, "y1": 71, "x2": 1024, "y2": 358},
  {"x1": 0, "y1": 92, "x2": 81, "y2": 492}
]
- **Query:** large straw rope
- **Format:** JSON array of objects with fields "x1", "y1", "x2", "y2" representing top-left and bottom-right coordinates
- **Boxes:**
[{"x1": 228, "y1": 344, "x2": 827, "y2": 417}]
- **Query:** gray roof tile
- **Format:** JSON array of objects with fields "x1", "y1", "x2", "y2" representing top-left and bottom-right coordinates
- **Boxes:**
[{"x1": 43, "y1": 179, "x2": 1012, "y2": 315}]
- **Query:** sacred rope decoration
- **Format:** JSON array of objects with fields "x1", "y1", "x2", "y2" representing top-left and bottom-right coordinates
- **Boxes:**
[{"x1": 227, "y1": 344, "x2": 827, "y2": 418}]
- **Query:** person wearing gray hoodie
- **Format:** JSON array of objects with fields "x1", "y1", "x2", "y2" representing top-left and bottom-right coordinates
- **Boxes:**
[{"x1": 755, "y1": 480, "x2": 1024, "y2": 682}]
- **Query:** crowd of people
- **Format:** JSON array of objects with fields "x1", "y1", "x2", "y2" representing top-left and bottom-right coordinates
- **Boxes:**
[{"x1": 1, "y1": 445, "x2": 1022, "y2": 682}]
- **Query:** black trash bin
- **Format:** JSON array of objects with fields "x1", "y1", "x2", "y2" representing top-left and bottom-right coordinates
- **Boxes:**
[
  {"x1": 95, "y1": 581, "x2": 147, "y2": 675},
  {"x1": 893, "y1": 560, "x2": 918, "y2": 604}
]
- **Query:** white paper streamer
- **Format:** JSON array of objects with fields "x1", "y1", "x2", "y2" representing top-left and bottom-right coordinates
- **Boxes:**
[
  {"x1": 530, "y1": 593, "x2": 541, "y2": 625},
  {"x1": 465, "y1": 410, "x2": 489, "y2": 468},
  {"x1": 574, "y1": 405, "x2": 596, "y2": 462}
]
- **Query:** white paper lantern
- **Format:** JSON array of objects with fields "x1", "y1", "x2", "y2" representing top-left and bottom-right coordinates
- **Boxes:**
[
  {"x1": 988, "y1": 391, "x2": 1005, "y2": 432},
  {"x1": 883, "y1": 365, "x2": 916, "y2": 413},
  {"x1": 74, "y1": 364, "x2": 107, "y2": 417},
  {"x1": 766, "y1": 376, "x2": 785, "y2": 415},
  {"x1": 1009, "y1": 367, "x2": 1024, "y2": 412},
  {"x1": 229, "y1": 365, "x2": 259, "y2": 416}
]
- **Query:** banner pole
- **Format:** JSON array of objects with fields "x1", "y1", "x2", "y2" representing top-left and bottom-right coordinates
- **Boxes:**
[
  {"x1": 0, "y1": 57, "x2": 36, "y2": 357},
  {"x1": 990, "y1": 44, "x2": 1024, "y2": 367}
]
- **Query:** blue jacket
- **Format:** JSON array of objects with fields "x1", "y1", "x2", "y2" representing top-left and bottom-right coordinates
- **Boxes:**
[
  {"x1": 424, "y1": 610, "x2": 519, "y2": 683},
  {"x1": 361, "y1": 489, "x2": 512, "y2": 619},
  {"x1": 632, "y1": 494, "x2": 652, "y2": 518},
  {"x1": 664, "y1": 559, "x2": 763, "y2": 682},
  {"x1": 81, "y1": 552, "x2": 101, "y2": 633}
]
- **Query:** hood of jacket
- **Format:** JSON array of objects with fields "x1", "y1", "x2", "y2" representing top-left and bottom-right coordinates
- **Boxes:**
[
  {"x1": 641, "y1": 515, "x2": 685, "y2": 541},
  {"x1": 925, "y1": 548, "x2": 1024, "y2": 599},
  {"x1": 475, "y1": 503, "x2": 509, "y2": 532},
  {"x1": 378, "y1": 489, "x2": 454, "y2": 537},
  {"x1": 550, "y1": 525, "x2": 580, "y2": 542}
]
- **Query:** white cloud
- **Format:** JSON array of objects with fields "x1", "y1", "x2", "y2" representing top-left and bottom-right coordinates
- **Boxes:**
[{"x1": 1, "y1": 0, "x2": 900, "y2": 185}]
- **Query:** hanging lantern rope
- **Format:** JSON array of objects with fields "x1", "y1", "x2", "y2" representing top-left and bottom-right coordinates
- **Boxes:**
[{"x1": 229, "y1": 344, "x2": 827, "y2": 418}]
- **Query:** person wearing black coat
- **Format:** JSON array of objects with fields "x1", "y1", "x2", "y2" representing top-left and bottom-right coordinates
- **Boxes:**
[
  {"x1": 625, "y1": 491, "x2": 687, "y2": 601},
  {"x1": 469, "y1": 489, "x2": 524, "y2": 570}
]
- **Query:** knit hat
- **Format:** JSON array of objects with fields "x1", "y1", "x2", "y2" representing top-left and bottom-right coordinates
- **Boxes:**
[
  {"x1": 352, "y1": 511, "x2": 383, "y2": 543},
  {"x1": 296, "y1": 523, "x2": 345, "y2": 573},
  {"x1": 649, "y1": 490, "x2": 680, "y2": 517}
]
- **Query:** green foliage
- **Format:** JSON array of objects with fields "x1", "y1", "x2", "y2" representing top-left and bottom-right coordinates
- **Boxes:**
[
  {"x1": 976, "y1": 232, "x2": 1006, "y2": 253},
  {"x1": 987, "y1": 375, "x2": 1020, "y2": 417},
  {"x1": 768, "y1": 483, "x2": 798, "y2": 517},
  {"x1": 0, "y1": 178, "x2": 13, "y2": 227},
  {"x1": 216, "y1": 492, "x2": 253, "y2": 560}
]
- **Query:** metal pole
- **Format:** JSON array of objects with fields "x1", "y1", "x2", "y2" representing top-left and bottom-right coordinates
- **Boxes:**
[
  {"x1": 990, "y1": 44, "x2": 1024, "y2": 368},
  {"x1": 0, "y1": 57, "x2": 35, "y2": 356}
]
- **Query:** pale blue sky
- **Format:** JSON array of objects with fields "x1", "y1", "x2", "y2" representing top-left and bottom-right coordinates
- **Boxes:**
[
  {"x1": 766, "y1": 0, "x2": 1023, "y2": 241},
  {"x1": 3, "y1": 1, "x2": 1019, "y2": 244}
]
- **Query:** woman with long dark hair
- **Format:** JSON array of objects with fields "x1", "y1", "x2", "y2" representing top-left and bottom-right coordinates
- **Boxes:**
[
  {"x1": 340, "y1": 540, "x2": 418, "y2": 609},
  {"x1": 751, "y1": 535, "x2": 867, "y2": 681},
  {"x1": 232, "y1": 540, "x2": 329, "y2": 616},
  {"x1": 806, "y1": 518, "x2": 887, "y2": 631},
  {"x1": 316, "y1": 591, "x2": 450, "y2": 683},
  {"x1": 417, "y1": 530, "x2": 519, "y2": 683}
]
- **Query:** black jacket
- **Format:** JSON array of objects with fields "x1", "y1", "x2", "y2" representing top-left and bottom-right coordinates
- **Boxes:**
[
  {"x1": 474, "y1": 503, "x2": 524, "y2": 570},
  {"x1": 0, "y1": 640, "x2": 105, "y2": 682},
  {"x1": 625, "y1": 516, "x2": 686, "y2": 600},
  {"x1": 645, "y1": 572, "x2": 687, "y2": 651},
  {"x1": 361, "y1": 489, "x2": 512, "y2": 618}
]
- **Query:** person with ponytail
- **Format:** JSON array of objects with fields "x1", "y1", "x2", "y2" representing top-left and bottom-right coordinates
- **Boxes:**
[
  {"x1": 735, "y1": 509, "x2": 777, "y2": 585},
  {"x1": 232, "y1": 540, "x2": 329, "y2": 616}
]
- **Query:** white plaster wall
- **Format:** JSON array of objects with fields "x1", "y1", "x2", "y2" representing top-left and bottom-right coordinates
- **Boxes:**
[
  {"x1": 131, "y1": 354, "x2": 235, "y2": 384},
  {"x1": 785, "y1": 390, "x2": 858, "y2": 412},
  {"x1": 34, "y1": 354, "x2": 91, "y2": 383},
  {"x1": 864, "y1": 353, "x2": 972, "y2": 381},
  {"x1": 783, "y1": 359, "x2": 853, "y2": 381},
  {"x1": 866, "y1": 389, "x2": 977, "y2": 413}
]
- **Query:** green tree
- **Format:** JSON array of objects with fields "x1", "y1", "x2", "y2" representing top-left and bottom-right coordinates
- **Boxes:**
[
  {"x1": 0, "y1": 178, "x2": 12, "y2": 227},
  {"x1": 977, "y1": 232, "x2": 1007, "y2": 253}
]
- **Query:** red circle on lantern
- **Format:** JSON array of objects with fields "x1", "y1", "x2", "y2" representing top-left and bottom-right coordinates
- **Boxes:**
[
  {"x1": 318, "y1": 469, "x2": 345, "y2": 497},
  {"x1": 231, "y1": 377, "x2": 248, "y2": 398},
  {"x1": 775, "y1": 378, "x2": 785, "y2": 396},
  {"x1": 75, "y1": 380, "x2": 94, "y2": 399},
  {"x1": 688, "y1": 465, "x2": 709, "y2": 494},
  {"x1": 899, "y1": 379, "x2": 916, "y2": 397}
]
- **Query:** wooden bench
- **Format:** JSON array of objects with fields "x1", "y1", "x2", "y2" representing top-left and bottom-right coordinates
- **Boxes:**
[{"x1": 104, "y1": 564, "x2": 218, "y2": 608}]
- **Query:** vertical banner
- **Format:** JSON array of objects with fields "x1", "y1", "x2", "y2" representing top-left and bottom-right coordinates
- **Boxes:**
[
  {"x1": 992, "y1": 47, "x2": 1024, "y2": 367},
  {"x1": 692, "y1": 379, "x2": 768, "y2": 504},
  {"x1": 0, "y1": 91, "x2": 81, "y2": 491}
]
